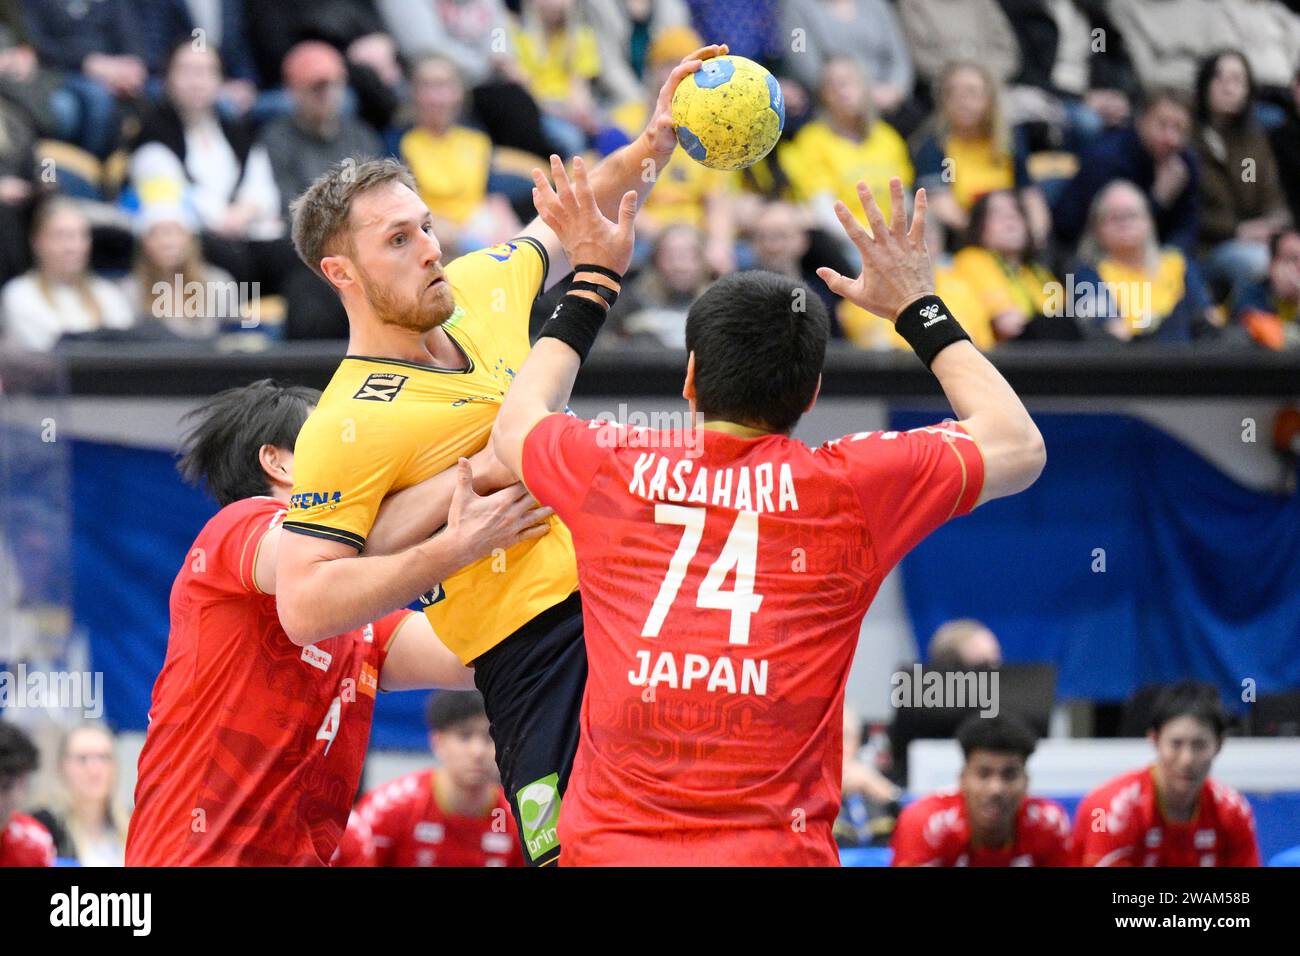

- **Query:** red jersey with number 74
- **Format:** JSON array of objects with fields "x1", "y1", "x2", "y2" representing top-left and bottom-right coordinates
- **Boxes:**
[{"x1": 520, "y1": 414, "x2": 984, "y2": 865}]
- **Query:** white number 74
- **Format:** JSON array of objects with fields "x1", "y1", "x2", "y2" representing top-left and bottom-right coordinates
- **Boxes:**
[{"x1": 641, "y1": 505, "x2": 763, "y2": 645}]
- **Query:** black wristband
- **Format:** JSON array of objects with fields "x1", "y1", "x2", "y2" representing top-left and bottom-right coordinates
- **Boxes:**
[
  {"x1": 569, "y1": 279, "x2": 619, "y2": 306},
  {"x1": 539, "y1": 293, "x2": 608, "y2": 362},
  {"x1": 572, "y1": 263, "x2": 624, "y2": 284},
  {"x1": 894, "y1": 294, "x2": 971, "y2": 368}
]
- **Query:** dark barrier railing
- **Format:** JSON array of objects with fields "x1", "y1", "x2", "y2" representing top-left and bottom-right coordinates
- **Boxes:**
[{"x1": 1, "y1": 343, "x2": 1298, "y2": 398}]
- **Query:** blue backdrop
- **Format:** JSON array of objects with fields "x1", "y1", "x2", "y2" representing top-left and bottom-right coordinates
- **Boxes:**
[{"x1": 891, "y1": 411, "x2": 1300, "y2": 706}]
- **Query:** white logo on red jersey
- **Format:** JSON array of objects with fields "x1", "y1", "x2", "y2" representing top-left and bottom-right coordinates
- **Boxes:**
[
  {"x1": 414, "y1": 822, "x2": 445, "y2": 844},
  {"x1": 301, "y1": 645, "x2": 332, "y2": 672}
]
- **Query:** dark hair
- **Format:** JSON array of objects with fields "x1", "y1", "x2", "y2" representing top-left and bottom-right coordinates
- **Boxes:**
[
  {"x1": 164, "y1": 35, "x2": 223, "y2": 79},
  {"x1": 1149, "y1": 681, "x2": 1228, "y2": 738},
  {"x1": 963, "y1": 189, "x2": 1039, "y2": 261},
  {"x1": 426, "y1": 690, "x2": 487, "y2": 732},
  {"x1": 684, "y1": 271, "x2": 828, "y2": 434},
  {"x1": 956, "y1": 713, "x2": 1038, "y2": 762},
  {"x1": 177, "y1": 379, "x2": 320, "y2": 506},
  {"x1": 1194, "y1": 49, "x2": 1255, "y2": 128},
  {"x1": 0, "y1": 722, "x2": 40, "y2": 779}
]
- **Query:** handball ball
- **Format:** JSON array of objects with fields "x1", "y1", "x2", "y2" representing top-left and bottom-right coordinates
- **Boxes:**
[{"x1": 671, "y1": 55, "x2": 785, "y2": 171}]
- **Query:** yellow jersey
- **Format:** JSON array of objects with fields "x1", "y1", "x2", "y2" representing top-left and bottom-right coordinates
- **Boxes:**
[
  {"x1": 782, "y1": 118, "x2": 913, "y2": 221},
  {"x1": 284, "y1": 237, "x2": 579, "y2": 663}
]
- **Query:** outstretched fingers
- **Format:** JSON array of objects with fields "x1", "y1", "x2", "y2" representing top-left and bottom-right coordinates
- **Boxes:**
[
  {"x1": 855, "y1": 181, "x2": 892, "y2": 243},
  {"x1": 908, "y1": 187, "x2": 929, "y2": 246}
]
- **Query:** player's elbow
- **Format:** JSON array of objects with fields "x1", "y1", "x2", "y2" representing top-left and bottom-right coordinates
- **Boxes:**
[
  {"x1": 490, "y1": 417, "x2": 525, "y2": 480},
  {"x1": 1006, "y1": 420, "x2": 1047, "y2": 496},
  {"x1": 276, "y1": 587, "x2": 329, "y2": 647}
]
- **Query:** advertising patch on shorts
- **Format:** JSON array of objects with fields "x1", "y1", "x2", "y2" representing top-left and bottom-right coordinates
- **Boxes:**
[{"x1": 516, "y1": 773, "x2": 561, "y2": 862}]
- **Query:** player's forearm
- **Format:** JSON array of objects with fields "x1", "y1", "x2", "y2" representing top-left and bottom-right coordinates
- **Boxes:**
[
  {"x1": 365, "y1": 447, "x2": 495, "y2": 556},
  {"x1": 589, "y1": 132, "x2": 669, "y2": 221},
  {"x1": 930, "y1": 341, "x2": 1046, "y2": 496},
  {"x1": 278, "y1": 533, "x2": 476, "y2": 645},
  {"x1": 493, "y1": 337, "x2": 581, "y2": 479}
]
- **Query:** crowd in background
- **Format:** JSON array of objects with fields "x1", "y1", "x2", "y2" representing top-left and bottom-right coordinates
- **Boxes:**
[{"x1": 0, "y1": 0, "x2": 1299, "y2": 353}]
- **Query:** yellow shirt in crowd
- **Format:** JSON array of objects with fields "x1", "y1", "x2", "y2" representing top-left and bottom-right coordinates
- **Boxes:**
[
  {"x1": 943, "y1": 134, "x2": 1016, "y2": 211},
  {"x1": 512, "y1": 26, "x2": 601, "y2": 103},
  {"x1": 783, "y1": 118, "x2": 913, "y2": 221},
  {"x1": 400, "y1": 125, "x2": 492, "y2": 225},
  {"x1": 950, "y1": 246, "x2": 1055, "y2": 325},
  {"x1": 838, "y1": 266, "x2": 996, "y2": 351}
]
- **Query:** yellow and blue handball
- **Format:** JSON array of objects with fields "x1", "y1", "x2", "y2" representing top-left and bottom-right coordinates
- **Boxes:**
[{"x1": 671, "y1": 55, "x2": 785, "y2": 171}]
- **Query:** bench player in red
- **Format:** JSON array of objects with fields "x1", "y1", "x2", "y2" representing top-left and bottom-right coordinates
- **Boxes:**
[
  {"x1": 491, "y1": 164, "x2": 1047, "y2": 864},
  {"x1": 0, "y1": 722, "x2": 55, "y2": 867},
  {"x1": 126, "y1": 380, "x2": 549, "y2": 866},
  {"x1": 1073, "y1": 681, "x2": 1260, "y2": 867},
  {"x1": 891, "y1": 714, "x2": 1071, "y2": 866},
  {"x1": 336, "y1": 691, "x2": 524, "y2": 867}
]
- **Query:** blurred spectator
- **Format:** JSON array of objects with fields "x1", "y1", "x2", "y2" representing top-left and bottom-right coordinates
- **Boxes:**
[
  {"x1": 898, "y1": 0, "x2": 1020, "y2": 90},
  {"x1": 260, "y1": 42, "x2": 385, "y2": 219},
  {"x1": 891, "y1": 714, "x2": 1072, "y2": 866},
  {"x1": 749, "y1": 200, "x2": 838, "y2": 314},
  {"x1": 607, "y1": 224, "x2": 709, "y2": 347},
  {"x1": 1193, "y1": 50, "x2": 1292, "y2": 298},
  {"x1": 1269, "y1": 67, "x2": 1300, "y2": 228},
  {"x1": 927, "y1": 618, "x2": 1003, "y2": 670},
  {"x1": 22, "y1": 0, "x2": 148, "y2": 157},
  {"x1": 161, "y1": 0, "x2": 260, "y2": 115},
  {"x1": 512, "y1": 0, "x2": 606, "y2": 157},
  {"x1": 31, "y1": 723, "x2": 127, "y2": 867},
  {"x1": 400, "y1": 56, "x2": 520, "y2": 257},
  {"x1": 784, "y1": 57, "x2": 912, "y2": 254},
  {"x1": 378, "y1": 0, "x2": 561, "y2": 158},
  {"x1": 0, "y1": 197, "x2": 134, "y2": 351},
  {"x1": 836, "y1": 703, "x2": 902, "y2": 847},
  {"x1": 582, "y1": 0, "x2": 690, "y2": 96},
  {"x1": 1219, "y1": 0, "x2": 1300, "y2": 98},
  {"x1": 1232, "y1": 229, "x2": 1300, "y2": 350},
  {"x1": 336, "y1": 692, "x2": 523, "y2": 867},
  {"x1": 0, "y1": 93, "x2": 38, "y2": 284},
  {"x1": 0, "y1": 721, "x2": 54, "y2": 867},
  {"x1": 1071, "y1": 180, "x2": 1218, "y2": 343},
  {"x1": 117, "y1": 204, "x2": 238, "y2": 339},
  {"x1": 1073, "y1": 681, "x2": 1260, "y2": 866},
  {"x1": 912, "y1": 62, "x2": 1050, "y2": 247},
  {"x1": 780, "y1": 0, "x2": 916, "y2": 135},
  {"x1": 953, "y1": 190, "x2": 1080, "y2": 341},
  {"x1": 1107, "y1": 0, "x2": 1227, "y2": 94},
  {"x1": 0, "y1": 1, "x2": 66, "y2": 140},
  {"x1": 607, "y1": 26, "x2": 737, "y2": 273},
  {"x1": 1071, "y1": 0, "x2": 1141, "y2": 133},
  {"x1": 130, "y1": 41, "x2": 281, "y2": 250},
  {"x1": 1052, "y1": 89, "x2": 1199, "y2": 255}
]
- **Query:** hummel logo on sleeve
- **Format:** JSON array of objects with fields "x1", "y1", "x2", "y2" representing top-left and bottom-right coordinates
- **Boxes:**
[{"x1": 353, "y1": 373, "x2": 409, "y2": 402}]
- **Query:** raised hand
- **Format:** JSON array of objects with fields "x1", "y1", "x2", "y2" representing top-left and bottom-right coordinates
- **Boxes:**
[
  {"x1": 531, "y1": 154, "x2": 637, "y2": 275},
  {"x1": 645, "y1": 43, "x2": 729, "y2": 158},
  {"x1": 817, "y1": 178, "x2": 935, "y2": 321}
]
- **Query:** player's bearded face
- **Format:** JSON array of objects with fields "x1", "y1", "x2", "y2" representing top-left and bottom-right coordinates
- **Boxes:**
[{"x1": 356, "y1": 258, "x2": 455, "y2": 332}]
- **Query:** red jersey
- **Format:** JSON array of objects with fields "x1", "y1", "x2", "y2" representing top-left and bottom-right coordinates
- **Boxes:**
[
  {"x1": 347, "y1": 769, "x2": 523, "y2": 867},
  {"x1": 891, "y1": 791, "x2": 1072, "y2": 866},
  {"x1": 521, "y1": 414, "x2": 984, "y2": 865},
  {"x1": 331, "y1": 810, "x2": 377, "y2": 866},
  {"x1": 126, "y1": 497, "x2": 414, "y2": 867},
  {"x1": 0, "y1": 813, "x2": 55, "y2": 867},
  {"x1": 1073, "y1": 766, "x2": 1260, "y2": 867}
]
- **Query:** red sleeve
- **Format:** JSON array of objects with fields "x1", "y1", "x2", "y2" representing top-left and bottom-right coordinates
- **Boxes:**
[
  {"x1": 371, "y1": 609, "x2": 419, "y2": 673},
  {"x1": 1218, "y1": 790, "x2": 1261, "y2": 867},
  {"x1": 201, "y1": 498, "x2": 285, "y2": 597},
  {"x1": 519, "y1": 413, "x2": 614, "y2": 520},
  {"x1": 890, "y1": 800, "x2": 942, "y2": 866},
  {"x1": 817, "y1": 422, "x2": 984, "y2": 573},
  {"x1": 356, "y1": 778, "x2": 411, "y2": 867}
]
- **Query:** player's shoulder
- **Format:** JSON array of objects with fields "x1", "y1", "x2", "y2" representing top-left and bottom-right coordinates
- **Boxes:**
[
  {"x1": 1079, "y1": 766, "x2": 1152, "y2": 822},
  {"x1": 446, "y1": 236, "x2": 548, "y2": 282},
  {"x1": 898, "y1": 790, "x2": 963, "y2": 827},
  {"x1": 1205, "y1": 777, "x2": 1254, "y2": 822},
  {"x1": 6, "y1": 812, "x2": 54, "y2": 854},
  {"x1": 363, "y1": 767, "x2": 431, "y2": 811},
  {"x1": 1021, "y1": 796, "x2": 1072, "y2": 836},
  {"x1": 200, "y1": 496, "x2": 284, "y2": 544}
]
